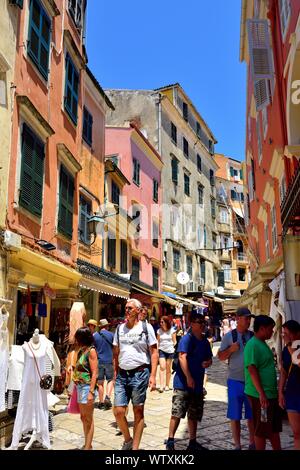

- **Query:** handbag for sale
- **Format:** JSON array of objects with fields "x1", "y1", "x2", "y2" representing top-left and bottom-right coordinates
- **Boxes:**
[
  {"x1": 67, "y1": 384, "x2": 80, "y2": 414},
  {"x1": 38, "y1": 288, "x2": 47, "y2": 318},
  {"x1": 28, "y1": 342, "x2": 53, "y2": 390}
]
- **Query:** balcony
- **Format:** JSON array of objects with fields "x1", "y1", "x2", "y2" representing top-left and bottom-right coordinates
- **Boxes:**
[
  {"x1": 237, "y1": 253, "x2": 248, "y2": 263},
  {"x1": 281, "y1": 167, "x2": 300, "y2": 237},
  {"x1": 217, "y1": 221, "x2": 230, "y2": 233},
  {"x1": 220, "y1": 249, "x2": 231, "y2": 261}
]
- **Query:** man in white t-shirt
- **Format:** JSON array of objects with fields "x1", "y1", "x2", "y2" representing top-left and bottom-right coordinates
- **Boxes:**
[{"x1": 113, "y1": 298, "x2": 158, "y2": 451}]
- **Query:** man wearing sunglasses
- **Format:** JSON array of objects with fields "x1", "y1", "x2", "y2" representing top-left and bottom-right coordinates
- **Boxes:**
[
  {"x1": 218, "y1": 307, "x2": 255, "y2": 450},
  {"x1": 165, "y1": 313, "x2": 213, "y2": 451},
  {"x1": 113, "y1": 298, "x2": 158, "y2": 450}
]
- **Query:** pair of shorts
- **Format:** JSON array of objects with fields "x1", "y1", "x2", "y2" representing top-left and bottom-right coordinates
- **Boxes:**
[
  {"x1": 227, "y1": 379, "x2": 252, "y2": 420},
  {"x1": 114, "y1": 368, "x2": 150, "y2": 407},
  {"x1": 285, "y1": 393, "x2": 300, "y2": 414},
  {"x1": 171, "y1": 389, "x2": 204, "y2": 421},
  {"x1": 76, "y1": 383, "x2": 96, "y2": 405},
  {"x1": 98, "y1": 363, "x2": 114, "y2": 382},
  {"x1": 159, "y1": 350, "x2": 174, "y2": 360},
  {"x1": 247, "y1": 395, "x2": 282, "y2": 438}
]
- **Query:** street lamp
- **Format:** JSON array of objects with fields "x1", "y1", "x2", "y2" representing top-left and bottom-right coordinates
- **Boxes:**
[{"x1": 84, "y1": 205, "x2": 119, "y2": 246}]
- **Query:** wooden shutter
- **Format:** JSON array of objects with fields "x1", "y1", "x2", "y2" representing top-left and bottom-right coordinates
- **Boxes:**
[
  {"x1": 247, "y1": 19, "x2": 273, "y2": 80},
  {"x1": 28, "y1": 0, "x2": 41, "y2": 65},
  {"x1": 39, "y1": 12, "x2": 50, "y2": 77},
  {"x1": 32, "y1": 139, "x2": 45, "y2": 215},
  {"x1": 120, "y1": 240, "x2": 128, "y2": 273},
  {"x1": 58, "y1": 166, "x2": 74, "y2": 238},
  {"x1": 218, "y1": 270, "x2": 225, "y2": 287},
  {"x1": 108, "y1": 237, "x2": 116, "y2": 268},
  {"x1": 254, "y1": 79, "x2": 270, "y2": 111}
]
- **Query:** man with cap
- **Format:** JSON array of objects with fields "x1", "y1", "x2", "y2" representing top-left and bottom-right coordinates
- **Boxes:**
[
  {"x1": 218, "y1": 307, "x2": 255, "y2": 450},
  {"x1": 88, "y1": 318, "x2": 114, "y2": 410}
]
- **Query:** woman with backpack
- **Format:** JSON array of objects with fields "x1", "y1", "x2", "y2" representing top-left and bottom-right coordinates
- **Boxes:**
[{"x1": 157, "y1": 316, "x2": 177, "y2": 392}]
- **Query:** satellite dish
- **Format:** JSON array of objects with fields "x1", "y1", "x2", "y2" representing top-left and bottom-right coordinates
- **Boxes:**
[{"x1": 177, "y1": 272, "x2": 190, "y2": 285}]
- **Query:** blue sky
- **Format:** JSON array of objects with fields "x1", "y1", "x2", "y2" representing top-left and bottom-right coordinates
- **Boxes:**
[{"x1": 86, "y1": 0, "x2": 247, "y2": 161}]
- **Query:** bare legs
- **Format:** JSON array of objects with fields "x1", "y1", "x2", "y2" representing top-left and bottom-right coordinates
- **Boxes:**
[
  {"x1": 79, "y1": 402, "x2": 94, "y2": 450},
  {"x1": 159, "y1": 358, "x2": 172, "y2": 389},
  {"x1": 114, "y1": 405, "x2": 145, "y2": 450},
  {"x1": 287, "y1": 412, "x2": 300, "y2": 450}
]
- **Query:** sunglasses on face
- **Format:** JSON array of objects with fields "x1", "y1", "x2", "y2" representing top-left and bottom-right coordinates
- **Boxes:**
[{"x1": 125, "y1": 306, "x2": 134, "y2": 311}]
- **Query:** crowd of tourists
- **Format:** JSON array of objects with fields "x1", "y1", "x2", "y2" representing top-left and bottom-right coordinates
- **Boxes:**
[{"x1": 67, "y1": 300, "x2": 300, "y2": 452}]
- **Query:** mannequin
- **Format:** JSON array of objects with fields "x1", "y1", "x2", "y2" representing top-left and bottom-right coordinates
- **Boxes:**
[{"x1": 9, "y1": 329, "x2": 51, "y2": 450}]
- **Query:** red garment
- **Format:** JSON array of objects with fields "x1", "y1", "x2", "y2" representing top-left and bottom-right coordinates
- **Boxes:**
[{"x1": 26, "y1": 286, "x2": 33, "y2": 317}]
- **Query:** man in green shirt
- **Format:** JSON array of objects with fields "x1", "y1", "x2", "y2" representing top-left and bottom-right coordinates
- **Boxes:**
[{"x1": 244, "y1": 315, "x2": 282, "y2": 450}]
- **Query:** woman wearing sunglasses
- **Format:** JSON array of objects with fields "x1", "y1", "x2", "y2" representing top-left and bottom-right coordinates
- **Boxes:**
[{"x1": 157, "y1": 316, "x2": 177, "y2": 393}]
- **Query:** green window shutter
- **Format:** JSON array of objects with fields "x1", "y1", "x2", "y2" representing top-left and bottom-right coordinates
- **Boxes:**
[
  {"x1": 20, "y1": 124, "x2": 44, "y2": 216},
  {"x1": 65, "y1": 54, "x2": 79, "y2": 125},
  {"x1": 28, "y1": 0, "x2": 51, "y2": 80},
  {"x1": 58, "y1": 166, "x2": 74, "y2": 238},
  {"x1": 230, "y1": 166, "x2": 234, "y2": 177}
]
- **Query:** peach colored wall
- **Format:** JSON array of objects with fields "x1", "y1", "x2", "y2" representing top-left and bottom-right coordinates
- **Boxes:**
[
  {"x1": 7, "y1": 1, "x2": 85, "y2": 266},
  {"x1": 105, "y1": 127, "x2": 162, "y2": 290}
]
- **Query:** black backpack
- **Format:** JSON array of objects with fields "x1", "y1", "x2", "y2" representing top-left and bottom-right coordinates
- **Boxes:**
[{"x1": 231, "y1": 329, "x2": 254, "y2": 344}]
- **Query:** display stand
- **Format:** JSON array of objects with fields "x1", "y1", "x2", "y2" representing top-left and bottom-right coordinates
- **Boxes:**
[{"x1": 24, "y1": 430, "x2": 51, "y2": 450}]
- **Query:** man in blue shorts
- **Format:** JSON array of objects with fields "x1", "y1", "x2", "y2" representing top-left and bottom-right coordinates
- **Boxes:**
[{"x1": 218, "y1": 307, "x2": 255, "y2": 450}]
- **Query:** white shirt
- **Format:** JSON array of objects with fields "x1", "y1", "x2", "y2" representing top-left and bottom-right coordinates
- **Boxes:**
[
  {"x1": 157, "y1": 328, "x2": 175, "y2": 354},
  {"x1": 113, "y1": 321, "x2": 157, "y2": 371}
]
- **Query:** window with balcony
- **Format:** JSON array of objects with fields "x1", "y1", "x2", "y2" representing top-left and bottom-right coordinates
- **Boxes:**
[
  {"x1": 133, "y1": 158, "x2": 140, "y2": 186},
  {"x1": 79, "y1": 195, "x2": 91, "y2": 244},
  {"x1": 184, "y1": 173, "x2": 190, "y2": 196},
  {"x1": 171, "y1": 122, "x2": 177, "y2": 145},
  {"x1": 132, "y1": 257, "x2": 140, "y2": 281},
  {"x1": 183, "y1": 137, "x2": 189, "y2": 158},
  {"x1": 19, "y1": 123, "x2": 45, "y2": 217},
  {"x1": 173, "y1": 249, "x2": 180, "y2": 272},
  {"x1": 28, "y1": 0, "x2": 51, "y2": 80},
  {"x1": 64, "y1": 54, "x2": 79, "y2": 125},
  {"x1": 171, "y1": 156, "x2": 178, "y2": 184}
]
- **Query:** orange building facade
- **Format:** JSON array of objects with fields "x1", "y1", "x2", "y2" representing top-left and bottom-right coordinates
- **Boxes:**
[{"x1": 240, "y1": 0, "x2": 300, "y2": 324}]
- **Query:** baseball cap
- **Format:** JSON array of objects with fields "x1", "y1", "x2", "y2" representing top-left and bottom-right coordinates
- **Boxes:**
[
  {"x1": 87, "y1": 319, "x2": 98, "y2": 327},
  {"x1": 236, "y1": 307, "x2": 254, "y2": 318}
]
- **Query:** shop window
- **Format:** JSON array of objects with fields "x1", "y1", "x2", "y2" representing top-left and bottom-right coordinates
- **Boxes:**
[{"x1": 19, "y1": 123, "x2": 45, "y2": 217}]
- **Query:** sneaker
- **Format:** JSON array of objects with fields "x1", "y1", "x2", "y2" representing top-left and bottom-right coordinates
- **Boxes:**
[
  {"x1": 166, "y1": 439, "x2": 175, "y2": 451},
  {"x1": 158, "y1": 387, "x2": 164, "y2": 393},
  {"x1": 120, "y1": 438, "x2": 133, "y2": 451},
  {"x1": 104, "y1": 397, "x2": 112, "y2": 410},
  {"x1": 165, "y1": 386, "x2": 171, "y2": 391},
  {"x1": 186, "y1": 441, "x2": 208, "y2": 451}
]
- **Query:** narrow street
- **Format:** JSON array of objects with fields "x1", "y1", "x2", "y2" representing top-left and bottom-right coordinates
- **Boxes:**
[{"x1": 49, "y1": 345, "x2": 294, "y2": 451}]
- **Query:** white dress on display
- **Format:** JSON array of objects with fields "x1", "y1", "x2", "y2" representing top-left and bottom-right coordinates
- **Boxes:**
[
  {"x1": 0, "y1": 308, "x2": 9, "y2": 412},
  {"x1": 10, "y1": 338, "x2": 51, "y2": 449}
]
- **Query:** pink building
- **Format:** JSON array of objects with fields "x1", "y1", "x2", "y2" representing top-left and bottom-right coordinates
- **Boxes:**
[{"x1": 105, "y1": 124, "x2": 163, "y2": 316}]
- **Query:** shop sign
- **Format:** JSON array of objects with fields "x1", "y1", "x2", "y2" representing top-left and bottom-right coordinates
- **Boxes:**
[{"x1": 283, "y1": 235, "x2": 300, "y2": 301}]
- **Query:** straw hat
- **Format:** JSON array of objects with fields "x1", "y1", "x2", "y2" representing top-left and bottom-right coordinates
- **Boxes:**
[
  {"x1": 87, "y1": 319, "x2": 98, "y2": 327},
  {"x1": 99, "y1": 319, "x2": 109, "y2": 328}
]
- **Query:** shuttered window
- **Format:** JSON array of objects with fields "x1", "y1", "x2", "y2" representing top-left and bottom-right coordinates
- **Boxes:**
[
  {"x1": 186, "y1": 256, "x2": 193, "y2": 277},
  {"x1": 184, "y1": 173, "x2": 190, "y2": 196},
  {"x1": 279, "y1": 0, "x2": 291, "y2": 38},
  {"x1": 198, "y1": 185, "x2": 204, "y2": 205},
  {"x1": 68, "y1": 0, "x2": 84, "y2": 29},
  {"x1": 182, "y1": 102, "x2": 188, "y2": 122},
  {"x1": 210, "y1": 169, "x2": 215, "y2": 186},
  {"x1": 171, "y1": 157, "x2": 178, "y2": 184},
  {"x1": 111, "y1": 181, "x2": 120, "y2": 206},
  {"x1": 58, "y1": 165, "x2": 74, "y2": 238},
  {"x1": 28, "y1": 0, "x2": 51, "y2": 80},
  {"x1": 133, "y1": 158, "x2": 140, "y2": 186},
  {"x1": 120, "y1": 240, "x2": 128, "y2": 273},
  {"x1": 173, "y1": 249, "x2": 180, "y2": 272},
  {"x1": 171, "y1": 122, "x2": 177, "y2": 145},
  {"x1": 132, "y1": 257, "x2": 140, "y2": 281},
  {"x1": 271, "y1": 206, "x2": 278, "y2": 251},
  {"x1": 152, "y1": 267, "x2": 159, "y2": 291},
  {"x1": 19, "y1": 123, "x2": 45, "y2": 217},
  {"x1": 107, "y1": 237, "x2": 116, "y2": 268},
  {"x1": 152, "y1": 221, "x2": 159, "y2": 248},
  {"x1": 183, "y1": 137, "x2": 189, "y2": 158},
  {"x1": 153, "y1": 179, "x2": 159, "y2": 203},
  {"x1": 197, "y1": 154, "x2": 202, "y2": 173},
  {"x1": 79, "y1": 195, "x2": 91, "y2": 244},
  {"x1": 64, "y1": 54, "x2": 79, "y2": 125},
  {"x1": 82, "y1": 107, "x2": 93, "y2": 145},
  {"x1": 211, "y1": 198, "x2": 216, "y2": 218}
]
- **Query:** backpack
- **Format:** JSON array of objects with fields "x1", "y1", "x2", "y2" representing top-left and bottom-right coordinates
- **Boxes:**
[{"x1": 231, "y1": 329, "x2": 254, "y2": 344}]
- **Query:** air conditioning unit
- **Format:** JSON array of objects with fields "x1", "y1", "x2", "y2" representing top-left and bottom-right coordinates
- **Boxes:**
[
  {"x1": 216, "y1": 286, "x2": 224, "y2": 295},
  {"x1": 234, "y1": 175, "x2": 240, "y2": 182},
  {"x1": 188, "y1": 281, "x2": 197, "y2": 292},
  {"x1": 3, "y1": 230, "x2": 21, "y2": 251}
]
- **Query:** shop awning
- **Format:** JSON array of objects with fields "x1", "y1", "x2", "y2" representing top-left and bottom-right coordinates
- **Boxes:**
[
  {"x1": 175, "y1": 295, "x2": 207, "y2": 308},
  {"x1": 232, "y1": 206, "x2": 244, "y2": 218},
  {"x1": 131, "y1": 282, "x2": 165, "y2": 301},
  {"x1": 162, "y1": 295, "x2": 180, "y2": 307},
  {"x1": 10, "y1": 247, "x2": 81, "y2": 290},
  {"x1": 80, "y1": 276, "x2": 130, "y2": 299}
]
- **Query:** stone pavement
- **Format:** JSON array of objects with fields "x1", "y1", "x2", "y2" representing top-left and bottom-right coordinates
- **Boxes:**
[{"x1": 50, "y1": 344, "x2": 294, "y2": 451}]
